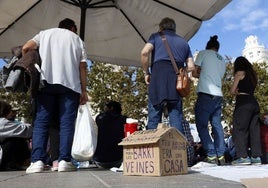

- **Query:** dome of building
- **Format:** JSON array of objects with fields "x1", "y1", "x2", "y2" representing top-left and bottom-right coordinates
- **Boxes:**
[{"x1": 242, "y1": 35, "x2": 268, "y2": 63}]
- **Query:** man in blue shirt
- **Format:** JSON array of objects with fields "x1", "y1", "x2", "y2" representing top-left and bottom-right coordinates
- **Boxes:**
[{"x1": 141, "y1": 17, "x2": 194, "y2": 133}]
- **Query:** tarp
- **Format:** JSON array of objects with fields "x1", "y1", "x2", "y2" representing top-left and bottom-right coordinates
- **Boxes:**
[{"x1": 0, "y1": 0, "x2": 231, "y2": 67}]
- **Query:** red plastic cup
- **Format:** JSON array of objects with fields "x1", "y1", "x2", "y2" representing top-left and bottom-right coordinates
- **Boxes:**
[{"x1": 124, "y1": 123, "x2": 138, "y2": 137}]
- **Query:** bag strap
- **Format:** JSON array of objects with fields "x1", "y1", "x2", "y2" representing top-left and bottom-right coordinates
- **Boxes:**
[{"x1": 160, "y1": 32, "x2": 179, "y2": 74}]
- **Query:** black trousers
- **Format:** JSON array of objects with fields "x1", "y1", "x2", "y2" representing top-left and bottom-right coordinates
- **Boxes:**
[
  {"x1": 0, "y1": 138, "x2": 30, "y2": 170},
  {"x1": 48, "y1": 120, "x2": 60, "y2": 162},
  {"x1": 232, "y1": 95, "x2": 262, "y2": 158}
]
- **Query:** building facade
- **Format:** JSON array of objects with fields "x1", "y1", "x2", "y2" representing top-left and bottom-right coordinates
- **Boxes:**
[{"x1": 242, "y1": 35, "x2": 268, "y2": 63}]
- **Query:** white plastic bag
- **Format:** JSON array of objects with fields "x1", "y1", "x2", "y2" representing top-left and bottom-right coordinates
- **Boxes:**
[
  {"x1": 0, "y1": 146, "x2": 3, "y2": 165},
  {"x1": 71, "y1": 104, "x2": 98, "y2": 161}
]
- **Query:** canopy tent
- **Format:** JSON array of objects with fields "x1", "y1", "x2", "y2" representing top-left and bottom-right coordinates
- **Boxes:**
[{"x1": 0, "y1": 0, "x2": 231, "y2": 67}]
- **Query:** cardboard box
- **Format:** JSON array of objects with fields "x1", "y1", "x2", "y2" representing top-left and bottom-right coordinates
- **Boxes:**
[
  {"x1": 119, "y1": 125, "x2": 188, "y2": 176},
  {"x1": 242, "y1": 178, "x2": 268, "y2": 188}
]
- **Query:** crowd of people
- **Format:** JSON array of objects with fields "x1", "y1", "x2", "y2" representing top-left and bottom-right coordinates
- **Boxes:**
[
  {"x1": 141, "y1": 17, "x2": 264, "y2": 166},
  {"x1": 0, "y1": 17, "x2": 266, "y2": 173}
]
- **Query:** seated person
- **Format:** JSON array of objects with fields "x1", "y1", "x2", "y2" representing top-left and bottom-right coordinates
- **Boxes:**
[
  {"x1": 93, "y1": 101, "x2": 127, "y2": 169},
  {"x1": 261, "y1": 113, "x2": 268, "y2": 125},
  {"x1": 0, "y1": 100, "x2": 33, "y2": 170}
]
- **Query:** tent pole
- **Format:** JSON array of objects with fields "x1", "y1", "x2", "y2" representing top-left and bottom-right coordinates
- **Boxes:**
[{"x1": 79, "y1": 0, "x2": 87, "y2": 40}]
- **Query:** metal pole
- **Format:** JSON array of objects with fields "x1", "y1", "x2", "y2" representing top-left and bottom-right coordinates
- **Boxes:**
[{"x1": 79, "y1": 0, "x2": 87, "y2": 40}]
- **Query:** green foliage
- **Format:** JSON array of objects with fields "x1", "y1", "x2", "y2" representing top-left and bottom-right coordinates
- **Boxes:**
[
  {"x1": 253, "y1": 62, "x2": 268, "y2": 115},
  {"x1": 222, "y1": 63, "x2": 235, "y2": 126},
  {"x1": 1, "y1": 60, "x2": 267, "y2": 129},
  {"x1": 87, "y1": 62, "x2": 148, "y2": 126},
  {"x1": 0, "y1": 67, "x2": 33, "y2": 122},
  {"x1": 0, "y1": 88, "x2": 32, "y2": 122},
  {"x1": 182, "y1": 79, "x2": 198, "y2": 123}
]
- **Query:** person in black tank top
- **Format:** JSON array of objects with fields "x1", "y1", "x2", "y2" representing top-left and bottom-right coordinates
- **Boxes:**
[{"x1": 230, "y1": 56, "x2": 262, "y2": 165}]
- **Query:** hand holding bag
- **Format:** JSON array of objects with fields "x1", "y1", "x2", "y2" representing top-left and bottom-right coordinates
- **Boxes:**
[
  {"x1": 71, "y1": 104, "x2": 98, "y2": 161},
  {"x1": 160, "y1": 32, "x2": 191, "y2": 97}
]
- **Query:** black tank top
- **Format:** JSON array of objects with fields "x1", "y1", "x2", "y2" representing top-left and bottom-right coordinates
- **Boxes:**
[{"x1": 237, "y1": 74, "x2": 255, "y2": 95}]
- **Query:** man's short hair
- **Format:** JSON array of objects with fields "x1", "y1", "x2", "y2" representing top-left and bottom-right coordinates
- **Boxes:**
[
  {"x1": 0, "y1": 100, "x2": 12, "y2": 117},
  {"x1": 58, "y1": 18, "x2": 76, "y2": 31},
  {"x1": 106, "y1": 101, "x2": 122, "y2": 114},
  {"x1": 159, "y1": 17, "x2": 176, "y2": 32}
]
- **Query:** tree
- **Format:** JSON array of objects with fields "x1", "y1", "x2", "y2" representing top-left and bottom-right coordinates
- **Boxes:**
[
  {"x1": 0, "y1": 88, "x2": 32, "y2": 122},
  {"x1": 222, "y1": 62, "x2": 235, "y2": 126},
  {"x1": 87, "y1": 62, "x2": 148, "y2": 127},
  {"x1": 0, "y1": 66, "x2": 31, "y2": 122},
  {"x1": 182, "y1": 78, "x2": 198, "y2": 123},
  {"x1": 1, "y1": 59, "x2": 267, "y2": 130},
  {"x1": 253, "y1": 62, "x2": 268, "y2": 115}
]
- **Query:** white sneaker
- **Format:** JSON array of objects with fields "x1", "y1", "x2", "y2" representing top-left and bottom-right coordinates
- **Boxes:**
[
  {"x1": 26, "y1": 160, "x2": 44, "y2": 174},
  {"x1": 58, "y1": 160, "x2": 77, "y2": 172}
]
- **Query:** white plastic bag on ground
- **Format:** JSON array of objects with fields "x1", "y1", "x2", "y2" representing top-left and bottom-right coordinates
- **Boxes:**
[{"x1": 71, "y1": 104, "x2": 98, "y2": 161}]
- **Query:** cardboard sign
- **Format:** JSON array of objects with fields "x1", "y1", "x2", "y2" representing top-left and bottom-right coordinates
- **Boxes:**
[{"x1": 119, "y1": 126, "x2": 188, "y2": 176}]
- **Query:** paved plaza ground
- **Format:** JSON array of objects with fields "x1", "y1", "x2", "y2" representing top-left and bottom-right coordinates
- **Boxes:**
[{"x1": 0, "y1": 167, "x2": 245, "y2": 188}]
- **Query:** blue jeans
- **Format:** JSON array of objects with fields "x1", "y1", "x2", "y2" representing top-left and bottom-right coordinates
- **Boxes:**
[
  {"x1": 31, "y1": 83, "x2": 80, "y2": 163},
  {"x1": 194, "y1": 93, "x2": 226, "y2": 157},
  {"x1": 147, "y1": 100, "x2": 183, "y2": 133}
]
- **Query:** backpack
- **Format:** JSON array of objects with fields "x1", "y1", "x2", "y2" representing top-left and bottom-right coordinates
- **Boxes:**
[
  {"x1": 2, "y1": 46, "x2": 41, "y2": 98},
  {"x1": 2, "y1": 46, "x2": 28, "y2": 92}
]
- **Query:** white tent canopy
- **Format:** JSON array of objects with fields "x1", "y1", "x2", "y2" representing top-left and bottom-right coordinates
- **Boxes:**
[{"x1": 0, "y1": 0, "x2": 231, "y2": 67}]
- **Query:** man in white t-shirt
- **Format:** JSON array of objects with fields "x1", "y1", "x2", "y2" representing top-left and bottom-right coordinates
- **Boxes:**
[{"x1": 22, "y1": 18, "x2": 88, "y2": 173}]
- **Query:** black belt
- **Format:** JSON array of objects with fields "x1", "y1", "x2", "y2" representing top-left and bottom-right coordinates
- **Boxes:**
[{"x1": 198, "y1": 92, "x2": 218, "y2": 98}]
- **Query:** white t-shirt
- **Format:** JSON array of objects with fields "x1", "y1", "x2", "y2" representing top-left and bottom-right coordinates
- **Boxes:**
[
  {"x1": 194, "y1": 50, "x2": 227, "y2": 96},
  {"x1": 32, "y1": 28, "x2": 87, "y2": 94}
]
